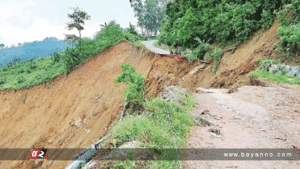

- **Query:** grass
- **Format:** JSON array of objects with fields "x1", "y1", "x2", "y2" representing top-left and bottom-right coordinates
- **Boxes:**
[
  {"x1": 153, "y1": 41, "x2": 172, "y2": 51},
  {"x1": 103, "y1": 93, "x2": 196, "y2": 168},
  {"x1": 0, "y1": 27, "x2": 139, "y2": 91},
  {"x1": 0, "y1": 57, "x2": 66, "y2": 90},
  {"x1": 147, "y1": 36, "x2": 159, "y2": 41},
  {"x1": 250, "y1": 69, "x2": 300, "y2": 85}
]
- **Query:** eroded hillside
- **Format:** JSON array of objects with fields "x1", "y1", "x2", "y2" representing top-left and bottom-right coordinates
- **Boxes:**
[{"x1": 0, "y1": 18, "x2": 284, "y2": 169}]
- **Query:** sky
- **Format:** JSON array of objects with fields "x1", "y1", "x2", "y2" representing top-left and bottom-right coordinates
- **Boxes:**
[{"x1": 0, "y1": 0, "x2": 138, "y2": 47}]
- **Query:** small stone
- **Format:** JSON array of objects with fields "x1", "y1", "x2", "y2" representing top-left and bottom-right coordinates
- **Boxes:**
[
  {"x1": 86, "y1": 129, "x2": 91, "y2": 133},
  {"x1": 48, "y1": 140, "x2": 53, "y2": 144}
]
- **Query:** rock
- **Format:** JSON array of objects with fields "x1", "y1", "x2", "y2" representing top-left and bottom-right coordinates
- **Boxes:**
[
  {"x1": 82, "y1": 161, "x2": 98, "y2": 169},
  {"x1": 101, "y1": 141, "x2": 154, "y2": 161},
  {"x1": 196, "y1": 87, "x2": 230, "y2": 94},
  {"x1": 70, "y1": 118, "x2": 82, "y2": 128},
  {"x1": 158, "y1": 86, "x2": 190, "y2": 104},
  {"x1": 186, "y1": 49, "x2": 193, "y2": 54},
  {"x1": 48, "y1": 140, "x2": 53, "y2": 144},
  {"x1": 189, "y1": 65, "x2": 205, "y2": 75},
  {"x1": 119, "y1": 141, "x2": 141, "y2": 149}
]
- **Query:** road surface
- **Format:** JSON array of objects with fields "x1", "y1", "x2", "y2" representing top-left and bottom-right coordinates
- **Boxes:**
[{"x1": 142, "y1": 40, "x2": 170, "y2": 55}]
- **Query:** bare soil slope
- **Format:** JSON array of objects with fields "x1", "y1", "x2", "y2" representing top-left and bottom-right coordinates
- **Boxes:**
[{"x1": 179, "y1": 19, "x2": 280, "y2": 91}]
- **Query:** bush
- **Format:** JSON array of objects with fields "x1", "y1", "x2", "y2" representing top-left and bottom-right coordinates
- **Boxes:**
[
  {"x1": 261, "y1": 10, "x2": 273, "y2": 29},
  {"x1": 0, "y1": 77, "x2": 5, "y2": 85},
  {"x1": 211, "y1": 48, "x2": 223, "y2": 75},
  {"x1": 193, "y1": 37, "x2": 210, "y2": 60},
  {"x1": 51, "y1": 50, "x2": 61, "y2": 63},
  {"x1": 114, "y1": 63, "x2": 146, "y2": 104},
  {"x1": 159, "y1": 0, "x2": 285, "y2": 49},
  {"x1": 275, "y1": 0, "x2": 300, "y2": 55},
  {"x1": 17, "y1": 76, "x2": 25, "y2": 84}
]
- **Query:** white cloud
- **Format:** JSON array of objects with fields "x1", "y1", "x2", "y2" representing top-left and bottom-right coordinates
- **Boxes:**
[{"x1": 0, "y1": 0, "x2": 137, "y2": 47}]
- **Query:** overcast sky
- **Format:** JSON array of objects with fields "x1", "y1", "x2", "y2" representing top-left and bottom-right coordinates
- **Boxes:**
[{"x1": 0, "y1": 0, "x2": 137, "y2": 47}]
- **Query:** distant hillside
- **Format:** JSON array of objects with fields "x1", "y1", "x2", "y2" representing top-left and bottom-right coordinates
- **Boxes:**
[{"x1": 0, "y1": 37, "x2": 73, "y2": 68}]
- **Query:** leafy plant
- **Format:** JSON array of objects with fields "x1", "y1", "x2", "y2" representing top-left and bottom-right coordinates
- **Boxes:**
[
  {"x1": 261, "y1": 10, "x2": 273, "y2": 29},
  {"x1": 193, "y1": 37, "x2": 210, "y2": 60},
  {"x1": 17, "y1": 76, "x2": 26, "y2": 84},
  {"x1": 23, "y1": 92, "x2": 27, "y2": 104},
  {"x1": 51, "y1": 50, "x2": 61, "y2": 63},
  {"x1": 61, "y1": 47, "x2": 82, "y2": 73},
  {"x1": 114, "y1": 63, "x2": 146, "y2": 104},
  {"x1": 211, "y1": 48, "x2": 223, "y2": 75},
  {"x1": 0, "y1": 77, "x2": 6, "y2": 85}
]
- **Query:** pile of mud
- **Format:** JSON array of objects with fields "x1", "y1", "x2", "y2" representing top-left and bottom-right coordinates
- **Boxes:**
[{"x1": 0, "y1": 18, "x2": 280, "y2": 169}]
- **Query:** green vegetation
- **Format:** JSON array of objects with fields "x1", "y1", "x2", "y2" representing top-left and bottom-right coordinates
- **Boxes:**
[
  {"x1": 250, "y1": 69, "x2": 300, "y2": 85},
  {"x1": 250, "y1": 58, "x2": 300, "y2": 85},
  {"x1": 109, "y1": 95, "x2": 196, "y2": 168},
  {"x1": 275, "y1": 0, "x2": 300, "y2": 57},
  {"x1": 103, "y1": 64, "x2": 196, "y2": 168},
  {"x1": 130, "y1": 0, "x2": 170, "y2": 36},
  {"x1": 156, "y1": 0, "x2": 300, "y2": 73},
  {"x1": 23, "y1": 92, "x2": 27, "y2": 104},
  {"x1": 64, "y1": 7, "x2": 91, "y2": 53},
  {"x1": 159, "y1": 0, "x2": 286, "y2": 49},
  {"x1": 0, "y1": 16, "x2": 139, "y2": 91},
  {"x1": 114, "y1": 63, "x2": 146, "y2": 104},
  {"x1": 211, "y1": 48, "x2": 223, "y2": 75}
]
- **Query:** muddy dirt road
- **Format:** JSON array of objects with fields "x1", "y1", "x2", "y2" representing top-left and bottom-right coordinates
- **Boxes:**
[{"x1": 184, "y1": 83, "x2": 300, "y2": 169}]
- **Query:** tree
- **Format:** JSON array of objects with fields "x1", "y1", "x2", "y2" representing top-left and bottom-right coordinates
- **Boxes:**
[
  {"x1": 100, "y1": 22, "x2": 107, "y2": 31},
  {"x1": 0, "y1": 44, "x2": 4, "y2": 49},
  {"x1": 64, "y1": 7, "x2": 91, "y2": 52},
  {"x1": 130, "y1": 0, "x2": 171, "y2": 36},
  {"x1": 128, "y1": 22, "x2": 138, "y2": 35},
  {"x1": 130, "y1": 0, "x2": 145, "y2": 34}
]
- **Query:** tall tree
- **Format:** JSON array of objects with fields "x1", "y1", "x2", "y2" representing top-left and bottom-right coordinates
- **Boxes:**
[
  {"x1": 130, "y1": 0, "x2": 145, "y2": 34},
  {"x1": 130, "y1": 0, "x2": 172, "y2": 36},
  {"x1": 64, "y1": 7, "x2": 91, "y2": 52}
]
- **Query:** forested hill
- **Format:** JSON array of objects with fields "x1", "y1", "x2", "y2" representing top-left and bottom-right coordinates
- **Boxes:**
[
  {"x1": 0, "y1": 37, "x2": 73, "y2": 68},
  {"x1": 158, "y1": 0, "x2": 300, "y2": 62}
]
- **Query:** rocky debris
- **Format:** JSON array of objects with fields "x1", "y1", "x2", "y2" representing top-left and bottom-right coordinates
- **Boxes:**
[
  {"x1": 81, "y1": 161, "x2": 98, "y2": 169},
  {"x1": 158, "y1": 86, "x2": 191, "y2": 104},
  {"x1": 189, "y1": 65, "x2": 205, "y2": 75},
  {"x1": 119, "y1": 141, "x2": 141, "y2": 148},
  {"x1": 196, "y1": 87, "x2": 231, "y2": 94},
  {"x1": 186, "y1": 49, "x2": 193, "y2": 54},
  {"x1": 70, "y1": 118, "x2": 84, "y2": 128},
  {"x1": 261, "y1": 62, "x2": 300, "y2": 78}
]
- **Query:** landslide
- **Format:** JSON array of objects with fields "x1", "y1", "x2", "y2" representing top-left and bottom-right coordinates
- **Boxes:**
[
  {"x1": 0, "y1": 41, "x2": 198, "y2": 169},
  {"x1": 0, "y1": 18, "x2": 279, "y2": 169}
]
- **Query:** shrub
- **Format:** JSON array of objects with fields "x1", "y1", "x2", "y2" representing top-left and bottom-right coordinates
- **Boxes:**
[
  {"x1": 51, "y1": 50, "x2": 61, "y2": 63},
  {"x1": 211, "y1": 48, "x2": 223, "y2": 75},
  {"x1": 193, "y1": 37, "x2": 210, "y2": 60},
  {"x1": 159, "y1": 0, "x2": 285, "y2": 49},
  {"x1": 61, "y1": 47, "x2": 82, "y2": 73},
  {"x1": 17, "y1": 76, "x2": 25, "y2": 84},
  {"x1": 0, "y1": 77, "x2": 5, "y2": 85},
  {"x1": 275, "y1": 0, "x2": 300, "y2": 55},
  {"x1": 114, "y1": 63, "x2": 146, "y2": 104},
  {"x1": 261, "y1": 10, "x2": 273, "y2": 29}
]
